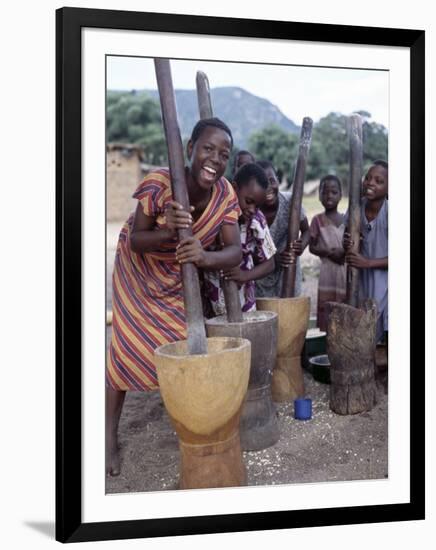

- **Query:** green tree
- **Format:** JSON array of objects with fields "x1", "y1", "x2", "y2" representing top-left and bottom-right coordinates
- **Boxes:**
[
  {"x1": 308, "y1": 112, "x2": 349, "y2": 189},
  {"x1": 356, "y1": 111, "x2": 388, "y2": 170},
  {"x1": 307, "y1": 112, "x2": 388, "y2": 193},
  {"x1": 308, "y1": 111, "x2": 388, "y2": 191},
  {"x1": 248, "y1": 124, "x2": 299, "y2": 183},
  {"x1": 138, "y1": 122, "x2": 168, "y2": 166},
  {"x1": 248, "y1": 114, "x2": 388, "y2": 193},
  {"x1": 106, "y1": 90, "x2": 167, "y2": 165}
]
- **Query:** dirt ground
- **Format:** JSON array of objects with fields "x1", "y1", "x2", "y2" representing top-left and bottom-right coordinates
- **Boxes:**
[{"x1": 105, "y1": 222, "x2": 388, "y2": 494}]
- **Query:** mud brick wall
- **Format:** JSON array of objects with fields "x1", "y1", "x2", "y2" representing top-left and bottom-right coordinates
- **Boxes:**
[{"x1": 107, "y1": 145, "x2": 148, "y2": 222}]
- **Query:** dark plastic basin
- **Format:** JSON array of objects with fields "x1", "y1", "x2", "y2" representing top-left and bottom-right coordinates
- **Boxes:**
[
  {"x1": 309, "y1": 354, "x2": 330, "y2": 384},
  {"x1": 305, "y1": 328, "x2": 326, "y2": 357}
]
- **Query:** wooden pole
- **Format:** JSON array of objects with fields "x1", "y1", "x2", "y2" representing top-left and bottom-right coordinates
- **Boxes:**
[
  {"x1": 195, "y1": 70, "x2": 243, "y2": 323},
  {"x1": 346, "y1": 114, "x2": 363, "y2": 307},
  {"x1": 154, "y1": 58, "x2": 207, "y2": 354},
  {"x1": 281, "y1": 117, "x2": 313, "y2": 298},
  {"x1": 196, "y1": 71, "x2": 213, "y2": 120}
]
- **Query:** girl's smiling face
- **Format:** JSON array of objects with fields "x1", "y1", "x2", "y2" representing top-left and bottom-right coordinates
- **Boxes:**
[
  {"x1": 363, "y1": 165, "x2": 388, "y2": 201},
  {"x1": 187, "y1": 126, "x2": 232, "y2": 191},
  {"x1": 237, "y1": 178, "x2": 267, "y2": 223},
  {"x1": 264, "y1": 166, "x2": 280, "y2": 207},
  {"x1": 320, "y1": 179, "x2": 342, "y2": 211}
]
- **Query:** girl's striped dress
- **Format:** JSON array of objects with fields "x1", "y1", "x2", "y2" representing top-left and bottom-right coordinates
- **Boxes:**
[{"x1": 107, "y1": 168, "x2": 240, "y2": 391}]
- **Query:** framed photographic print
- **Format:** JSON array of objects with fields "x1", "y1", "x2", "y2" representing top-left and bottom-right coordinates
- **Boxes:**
[{"x1": 56, "y1": 6, "x2": 425, "y2": 543}]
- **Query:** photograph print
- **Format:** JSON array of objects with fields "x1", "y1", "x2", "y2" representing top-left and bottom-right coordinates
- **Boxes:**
[{"x1": 104, "y1": 55, "x2": 389, "y2": 495}]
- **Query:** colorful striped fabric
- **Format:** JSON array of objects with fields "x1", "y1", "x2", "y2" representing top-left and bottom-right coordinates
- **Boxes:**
[{"x1": 107, "y1": 169, "x2": 240, "y2": 391}]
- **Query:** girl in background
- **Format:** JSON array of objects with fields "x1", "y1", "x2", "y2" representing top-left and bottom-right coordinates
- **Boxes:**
[
  {"x1": 255, "y1": 160, "x2": 310, "y2": 298},
  {"x1": 232, "y1": 149, "x2": 256, "y2": 179},
  {"x1": 205, "y1": 162, "x2": 276, "y2": 314},
  {"x1": 309, "y1": 175, "x2": 346, "y2": 331},
  {"x1": 344, "y1": 160, "x2": 388, "y2": 343}
]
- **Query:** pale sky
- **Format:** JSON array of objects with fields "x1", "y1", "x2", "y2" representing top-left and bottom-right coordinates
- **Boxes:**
[{"x1": 107, "y1": 56, "x2": 389, "y2": 128}]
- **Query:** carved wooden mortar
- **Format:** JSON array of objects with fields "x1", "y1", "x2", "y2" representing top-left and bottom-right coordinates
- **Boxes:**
[
  {"x1": 206, "y1": 311, "x2": 279, "y2": 451},
  {"x1": 256, "y1": 296, "x2": 310, "y2": 402},
  {"x1": 155, "y1": 337, "x2": 250, "y2": 489},
  {"x1": 326, "y1": 300, "x2": 378, "y2": 415}
]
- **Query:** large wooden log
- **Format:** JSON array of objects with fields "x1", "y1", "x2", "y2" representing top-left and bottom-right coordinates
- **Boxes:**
[
  {"x1": 195, "y1": 70, "x2": 243, "y2": 323},
  {"x1": 154, "y1": 59, "x2": 207, "y2": 354},
  {"x1": 281, "y1": 117, "x2": 313, "y2": 298},
  {"x1": 326, "y1": 300, "x2": 378, "y2": 414}
]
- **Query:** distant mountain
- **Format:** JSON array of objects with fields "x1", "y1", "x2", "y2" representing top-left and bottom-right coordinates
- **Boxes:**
[{"x1": 143, "y1": 86, "x2": 299, "y2": 148}]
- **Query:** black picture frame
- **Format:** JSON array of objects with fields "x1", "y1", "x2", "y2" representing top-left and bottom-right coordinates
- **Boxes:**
[{"x1": 56, "y1": 6, "x2": 425, "y2": 543}]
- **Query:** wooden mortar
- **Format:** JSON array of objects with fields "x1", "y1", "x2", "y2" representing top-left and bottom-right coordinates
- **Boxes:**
[
  {"x1": 206, "y1": 311, "x2": 279, "y2": 451},
  {"x1": 256, "y1": 296, "x2": 310, "y2": 402},
  {"x1": 326, "y1": 300, "x2": 378, "y2": 414},
  {"x1": 155, "y1": 337, "x2": 250, "y2": 489}
]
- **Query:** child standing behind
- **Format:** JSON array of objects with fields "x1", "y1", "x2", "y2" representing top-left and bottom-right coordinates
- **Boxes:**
[
  {"x1": 255, "y1": 160, "x2": 310, "y2": 298},
  {"x1": 205, "y1": 163, "x2": 276, "y2": 314},
  {"x1": 309, "y1": 175, "x2": 346, "y2": 331},
  {"x1": 344, "y1": 160, "x2": 388, "y2": 343},
  {"x1": 232, "y1": 149, "x2": 256, "y2": 179}
]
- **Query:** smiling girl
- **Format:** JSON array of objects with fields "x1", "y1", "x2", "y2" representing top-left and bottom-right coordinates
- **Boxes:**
[
  {"x1": 309, "y1": 175, "x2": 346, "y2": 331},
  {"x1": 344, "y1": 160, "x2": 388, "y2": 343},
  {"x1": 255, "y1": 160, "x2": 310, "y2": 298},
  {"x1": 106, "y1": 118, "x2": 242, "y2": 476},
  {"x1": 204, "y1": 162, "x2": 276, "y2": 314}
]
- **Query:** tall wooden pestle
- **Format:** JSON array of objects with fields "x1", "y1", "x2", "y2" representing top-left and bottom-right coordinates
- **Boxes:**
[
  {"x1": 195, "y1": 70, "x2": 243, "y2": 323},
  {"x1": 281, "y1": 117, "x2": 313, "y2": 298},
  {"x1": 346, "y1": 114, "x2": 363, "y2": 307},
  {"x1": 154, "y1": 59, "x2": 207, "y2": 354}
]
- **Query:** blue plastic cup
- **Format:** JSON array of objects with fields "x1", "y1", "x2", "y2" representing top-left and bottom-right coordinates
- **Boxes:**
[{"x1": 294, "y1": 398, "x2": 312, "y2": 420}]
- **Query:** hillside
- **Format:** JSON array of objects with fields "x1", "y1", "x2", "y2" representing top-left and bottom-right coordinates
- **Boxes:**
[{"x1": 141, "y1": 86, "x2": 299, "y2": 148}]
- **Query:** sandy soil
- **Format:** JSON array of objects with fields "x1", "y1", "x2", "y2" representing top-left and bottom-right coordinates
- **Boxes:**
[
  {"x1": 105, "y1": 373, "x2": 387, "y2": 494},
  {"x1": 105, "y1": 222, "x2": 388, "y2": 494}
]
